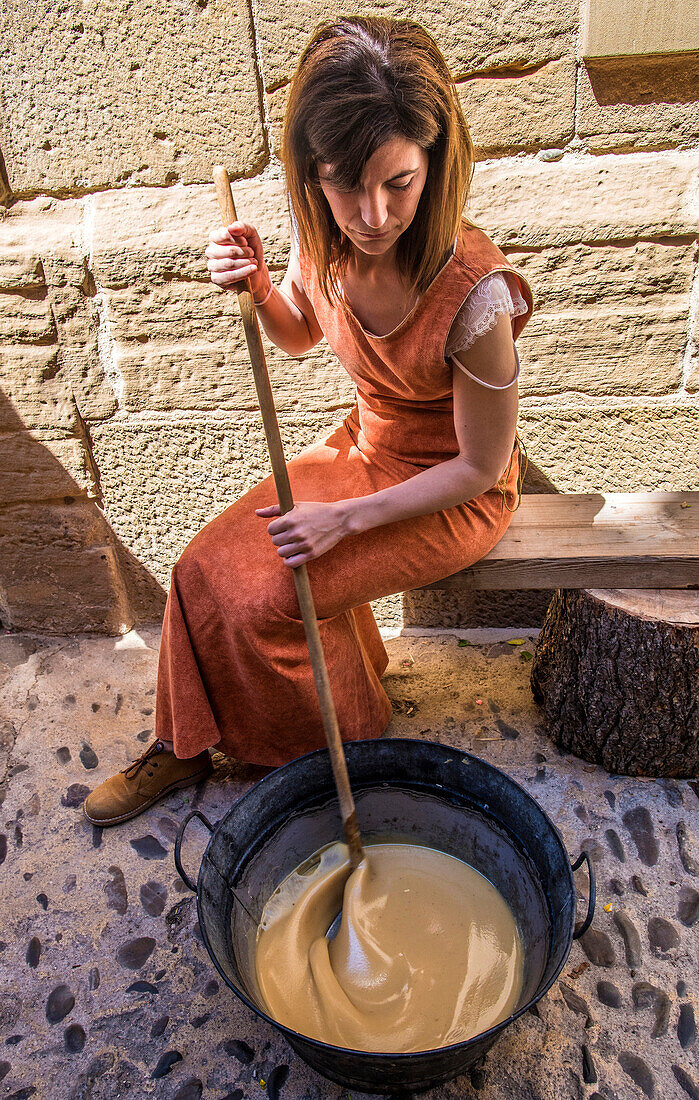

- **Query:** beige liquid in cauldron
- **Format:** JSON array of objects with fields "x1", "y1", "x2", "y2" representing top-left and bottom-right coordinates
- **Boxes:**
[{"x1": 255, "y1": 841, "x2": 523, "y2": 1053}]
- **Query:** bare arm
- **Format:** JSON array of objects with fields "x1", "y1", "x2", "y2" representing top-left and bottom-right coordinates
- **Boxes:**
[
  {"x1": 343, "y1": 310, "x2": 518, "y2": 532},
  {"x1": 259, "y1": 311, "x2": 519, "y2": 566},
  {"x1": 256, "y1": 236, "x2": 324, "y2": 355}
]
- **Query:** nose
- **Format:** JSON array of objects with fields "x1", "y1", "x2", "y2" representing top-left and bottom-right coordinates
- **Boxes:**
[{"x1": 359, "y1": 187, "x2": 388, "y2": 230}]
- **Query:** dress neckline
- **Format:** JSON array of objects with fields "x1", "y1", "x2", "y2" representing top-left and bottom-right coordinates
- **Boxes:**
[{"x1": 340, "y1": 239, "x2": 458, "y2": 340}]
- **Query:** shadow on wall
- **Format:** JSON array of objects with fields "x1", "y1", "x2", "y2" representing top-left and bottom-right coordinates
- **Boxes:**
[
  {"x1": 587, "y1": 54, "x2": 699, "y2": 107},
  {"x1": 1, "y1": 380, "x2": 561, "y2": 636},
  {"x1": 0, "y1": 389, "x2": 166, "y2": 635}
]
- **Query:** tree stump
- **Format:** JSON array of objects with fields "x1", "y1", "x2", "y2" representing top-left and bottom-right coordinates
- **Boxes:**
[{"x1": 530, "y1": 589, "x2": 698, "y2": 777}]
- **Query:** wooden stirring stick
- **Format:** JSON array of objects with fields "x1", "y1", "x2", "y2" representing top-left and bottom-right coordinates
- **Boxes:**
[{"x1": 213, "y1": 165, "x2": 364, "y2": 871}]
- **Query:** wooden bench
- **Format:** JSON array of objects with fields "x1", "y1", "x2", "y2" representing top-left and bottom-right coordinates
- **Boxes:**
[
  {"x1": 424, "y1": 491, "x2": 699, "y2": 592},
  {"x1": 424, "y1": 491, "x2": 698, "y2": 778}
]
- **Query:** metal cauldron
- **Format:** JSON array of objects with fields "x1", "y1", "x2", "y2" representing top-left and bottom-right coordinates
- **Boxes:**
[{"x1": 174, "y1": 738, "x2": 595, "y2": 1094}]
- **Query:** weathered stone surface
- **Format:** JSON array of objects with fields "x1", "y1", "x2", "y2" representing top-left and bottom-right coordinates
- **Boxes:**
[
  {"x1": 0, "y1": 501, "x2": 133, "y2": 633},
  {"x1": 468, "y1": 151, "x2": 699, "y2": 248},
  {"x1": 403, "y1": 589, "x2": 553, "y2": 629},
  {"x1": 89, "y1": 177, "x2": 291, "y2": 291},
  {"x1": 255, "y1": 0, "x2": 578, "y2": 89},
  {"x1": 0, "y1": 0, "x2": 265, "y2": 196},
  {"x1": 0, "y1": 431, "x2": 96, "y2": 503},
  {"x1": 578, "y1": 63, "x2": 699, "y2": 153},
  {"x1": 0, "y1": 196, "x2": 84, "y2": 289},
  {"x1": 510, "y1": 238, "x2": 695, "y2": 402},
  {"x1": 0, "y1": 197, "x2": 117, "y2": 429},
  {"x1": 457, "y1": 59, "x2": 576, "y2": 157},
  {"x1": 89, "y1": 412, "x2": 342, "y2": 587},
  {"x1": 0, "y1": 287, "x2": 56, "y2": 343},
  {"x1": 513, "y1": 239, "x2": 695, "y2": 308},
  {"x1": 518, "y1": 302, "x2": 685, "y2": 396},
  {"x1": 582, "y1": 1, "x2": 699, "y2": 65},
  {"x1": 115, "y1": 338, "x2": 355, "y2": 416},
  {"x1": 0, "y1": 197, "x2": 98, "y2": 344},
  {"x1": 0, "y1": 343, "x2": 116, "y2": 431},
  {"x1": 686, "y1": 263, "x2": 699, "y2": 395},
  {"x1": 518, "y1": 400, "x2": 699, "y2": 491}
]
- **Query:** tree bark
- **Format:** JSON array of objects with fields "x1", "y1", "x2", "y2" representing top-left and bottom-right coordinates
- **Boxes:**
[{"x1": 531, "y1": 589, "x2": 698, "y2": 777}]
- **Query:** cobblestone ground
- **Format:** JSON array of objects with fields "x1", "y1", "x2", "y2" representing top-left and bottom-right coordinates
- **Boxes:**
[{"x1": 0, "y1": 626, "x2": 696, "y2": 1100}]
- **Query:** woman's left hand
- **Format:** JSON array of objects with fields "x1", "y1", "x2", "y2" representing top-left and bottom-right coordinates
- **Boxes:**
[{"x1": 256, "y1": 501, "x2": 350, "y2": 567}]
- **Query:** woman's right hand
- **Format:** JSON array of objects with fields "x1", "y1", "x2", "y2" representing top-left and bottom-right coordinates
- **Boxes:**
[{"x1": 205, "y1": 220, "x2": 272, "y2": 303}]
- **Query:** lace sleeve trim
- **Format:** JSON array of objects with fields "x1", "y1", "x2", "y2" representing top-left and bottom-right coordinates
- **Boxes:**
[{"x1": 445, "y1": 270, "x2": 528, "y2": 357}]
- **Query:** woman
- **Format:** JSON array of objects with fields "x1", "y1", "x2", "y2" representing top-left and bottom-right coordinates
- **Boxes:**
[{"x1": 84, "y1": 16, "x2": 533, "y2": 827}]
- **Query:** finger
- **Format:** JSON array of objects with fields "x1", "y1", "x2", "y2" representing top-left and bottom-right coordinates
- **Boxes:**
[
  {"x1": 266, "y1": 518, "x2": 289, "y2": 535},
  {"x1": 228, "y1": 221, "x2": 260, "y2": 243},
  {"x1": 271, "y1": 531, "x2": 305, "y2": 548},
  {"x1": 276, "y1": 541, "x2": 303, "y2": 558},
  {"x1": 279, "y1": 547, "x2": 311, "y2": 566},
  {"x1": 282, "y1": 550, "x2": 312, "y2": 568},
  {"x1": 209, "y1": 257, "x2": 260, "y2": 272},
  {"x1": 210, "y1": 264, "x2": 258, "y2": 285},
  {"x1": 206, "y1": 243, "x2": 256, "y2": 260},
  {"x1": 208, "y1": 256, "x2": 257, "y2": 271},
  {"x1": 255, "y1": 505, "x2": 281, "y2": 516}
]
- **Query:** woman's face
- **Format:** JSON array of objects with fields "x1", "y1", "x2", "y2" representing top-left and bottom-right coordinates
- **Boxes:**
[{"x1": 317, "y1": 136, "x2": 429, "y2": 257}]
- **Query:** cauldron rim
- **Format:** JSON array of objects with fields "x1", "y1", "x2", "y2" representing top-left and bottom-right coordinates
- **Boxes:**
[{"x1": 183, "y1": 738, "x2": 593, "y2": 1061}]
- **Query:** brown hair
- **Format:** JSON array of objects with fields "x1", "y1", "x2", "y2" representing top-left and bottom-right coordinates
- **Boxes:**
[{"x1": 282, "y1": 16, "x2": 476, "y2": 302}]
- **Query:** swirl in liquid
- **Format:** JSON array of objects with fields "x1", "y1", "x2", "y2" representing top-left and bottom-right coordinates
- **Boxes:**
[{"x1": 255, "y1": 841, "x2": 523, "y2": 1053}]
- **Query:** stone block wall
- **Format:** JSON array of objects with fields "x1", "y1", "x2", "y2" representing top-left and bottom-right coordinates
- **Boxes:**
[{"x1": 0, "y1": 1, "x2": 697, "y2": 633}]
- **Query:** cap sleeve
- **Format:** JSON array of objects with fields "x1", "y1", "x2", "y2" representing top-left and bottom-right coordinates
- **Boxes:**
[{"x1": 445, "y1": 271, "x2": 529, "y2": 359}]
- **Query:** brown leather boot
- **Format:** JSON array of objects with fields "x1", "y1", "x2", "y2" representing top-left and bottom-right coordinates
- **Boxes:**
[{"x1": 82, "y1": 740, "x2": 213, "y2": 827}]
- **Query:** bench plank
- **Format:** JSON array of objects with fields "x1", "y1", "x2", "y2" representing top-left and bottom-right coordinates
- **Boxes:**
[{"x1": 424, "y1": 491, "x2": 699, "y2": 591}]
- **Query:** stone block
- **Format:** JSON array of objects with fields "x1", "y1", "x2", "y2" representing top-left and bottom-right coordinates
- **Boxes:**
[
  {"x1": 457, "y1": 59, "x2": 576, "y2": 157},
  {"x1": 578, "y1": 63, "x2": 699, "y2": 152},
  {"x1": 507, "y1": 241, "x2": 693, "y2": 397},
  {"x1": 267, "y1": 86, "x2": 289, "y2": 157},
  {"x1": 518, "y1": 302, "x2": 686, "y2": 397},
  {"x1": 0, "y1": 431, "x2": 97, "y2": 503},
  {"x1": 255, "y1": 0, "x2": 578, "y2": 90},
  {"x1": 0, "y1": 287, "x2": 56, "y2": 344},
  {"x1": 518, "y1": 398, "x2": 699, "y2": 491},
  {"x1": 0, "y1": 195, "x2": 83, "y2": 290},
  {"x1": 0, "y1": 196, "x2": 117, "y2": 429},
  {"x1": 0, "y1": 501, "x2": 132, "y2": 633},
  {"x1": 685, "y1": 263, "x2": 699, "y2": 394},
  {"x1": 581, "y1": 0, "x2": 699, "y2": 59},
  {"x1": 89, "y1": 411, "x2": 342, "y2": 587},
  {"x1": 403, "y1": 587, "x2": 554, "y2": 628},
  {"x1": 511, "y1": 240, "x2": 695, "y2": 310},
  {"x1": 0, "y1": 196, "x2": 97, "y2": 342},
  {"x1": 89, "y1": 176, "x2": 291, "y2": 290},
  {"x1": 468, "y1": 151, "x2": 699, "y2": 248},
  {"x1": 0, "y1": 0, "x2": 265, "y2": 195},
  {"x1": 0, "y1": 343, "x2": 117, "y2": 431},
  {"x1": 114, "y1": 335, "x2": 355, "y2": 415}
]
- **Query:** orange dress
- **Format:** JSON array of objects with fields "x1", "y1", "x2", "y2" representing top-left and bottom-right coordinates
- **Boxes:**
[{"x1": 155, "y1": 221, "x2": 533, "y2": 765}]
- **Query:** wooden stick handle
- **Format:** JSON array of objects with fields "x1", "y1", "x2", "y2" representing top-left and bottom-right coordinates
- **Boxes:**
[{"x1": 212, "y1": 165, "x2": 364, "y2": 870}]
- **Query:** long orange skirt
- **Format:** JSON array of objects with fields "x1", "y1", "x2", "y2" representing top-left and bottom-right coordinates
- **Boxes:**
[{"x1": 154, "y1": 410, "x2": 520, "y2": 765}]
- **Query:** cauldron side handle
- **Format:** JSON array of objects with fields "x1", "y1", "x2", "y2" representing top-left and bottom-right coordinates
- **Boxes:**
[
  {"x1": 571, "y1": 851, "x2": 596, "y2": 939},
  {"x1": 174, "y1": 810, "x2": 214, "y2": 892}
]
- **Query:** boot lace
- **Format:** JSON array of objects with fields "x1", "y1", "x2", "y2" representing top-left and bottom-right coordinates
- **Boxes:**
[{"x1": 121, "y1": 740, "x2": 165, "y2": 780}]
